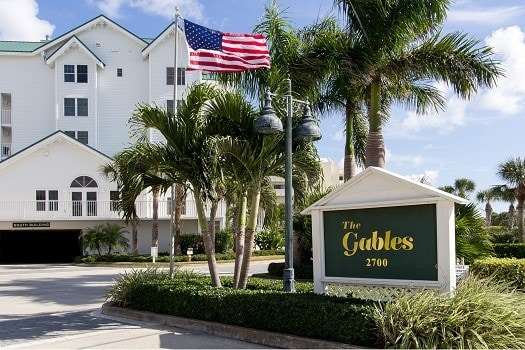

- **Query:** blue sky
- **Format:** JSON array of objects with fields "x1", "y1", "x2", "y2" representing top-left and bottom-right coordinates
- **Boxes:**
[{"x1": 1, "y1": 0, "x2": 525, "y2": 212}]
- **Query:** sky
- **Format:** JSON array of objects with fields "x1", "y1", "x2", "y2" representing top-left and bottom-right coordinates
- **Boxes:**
[{"x1": 1, "y1": 0, "x2": 525, "y2": 212}]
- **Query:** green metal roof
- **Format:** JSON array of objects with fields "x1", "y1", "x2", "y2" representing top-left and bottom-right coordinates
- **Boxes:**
[{"x1": 0, "y1": 41, "x2": 46, "y2": 52}]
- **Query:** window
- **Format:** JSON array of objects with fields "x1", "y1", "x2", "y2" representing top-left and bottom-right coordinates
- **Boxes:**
[
  {"x1": 77, "y1": 65, "x2": 88, "y2": 83},
  {"x1": 64, "y1": 131, "x2": 88, "y2": 144},
  {"x1": 36, "y1": 190, "x2": 58, "y2": 211},
  {"x1": 117, "y1": 68, "x2": 123, "y2": 77},
  {"x1": 110, "y1": 191, "x2": 119, "y2": 211},
  {"x1": 64, "y1": 64, "x2": 88, "y2": 83},
  {"x1": 71, "y1": 176, "x2": 98, "y2": 188},
  {"x1": 167, "y1": 100, "x2": 182, "y2": 115},
  {"x1": 64, "y1": 65, "x2": 75, "y2": 82},
  {"x1": 77, "y1": 131, "x2": 88, "y2": 144},
  {"x1": 166, "y1": 67, "x2": 185, "y2": 85},
  {"x1": 64, "y1": 98, "x2": 88, "y2": 117},
  {"x1": 48, "y1": 190, "x2": 58, "y2": 211},
  {"x1": 77, "y1": 98, "x2": 88, "y2": 116},
  {"x1": 36, "y1": 190, "x2": 46, "y2": 211}
]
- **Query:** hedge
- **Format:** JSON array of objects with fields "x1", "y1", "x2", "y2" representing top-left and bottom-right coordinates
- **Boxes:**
[
  {"x1": 121, "y1": 279, "x2": 377, "y2": 347},
  {"x1": 471, "y1": 257, "x2": 525, "y2": 290},
  {"x1": 493, "y1": 243, "x2": 525, "y2": 259}
]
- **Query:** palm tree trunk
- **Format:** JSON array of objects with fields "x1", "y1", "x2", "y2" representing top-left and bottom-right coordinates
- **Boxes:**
[
  {"x1": 238, "y1": 190, "x2": 260, "y2": 289},
  {"x1": 365, "y1": 131, "x2": 385, "y2": 168},
  {"x1": 485, "y1": 202, "x2": 492, "y2": 227},
  {"x1": 132, "y1": 219, "x2": 138, "y2": 254},
  {"x1": 365, "y1": 76, "x2": 385, "y2": 168},
  {"x1": 151, "y1": 186, "x2": 159, "y2": 249},
  {"x1": 344, "y1": 102, "x2": 357, "y2": 181},
  {"x1": 210, "y1": 200, "x2": 218, "y2": 244},
  {"x1": 174, "y1": 184, "x2": 185, "y2": 255},
  {"x1": 233, "y1": 194, "x2": 247, "y2": 288},
  {"x1": 194, "y1": 187, "x2": 221, "y2": 287},
  {"x1": 517, "y1": 199, "x2": 524, "y2": 243},
  {"x1": 509, "y1": 203, "x2": 515, "y2": 229}
]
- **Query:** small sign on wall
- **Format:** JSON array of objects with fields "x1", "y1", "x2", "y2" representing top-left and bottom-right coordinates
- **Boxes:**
[
  {"x1": 12, "y1": 222, "x2": 51, "y2": 228},
  {"x1": 323, "y1": 204, "x2": 437, "y2": 281}
]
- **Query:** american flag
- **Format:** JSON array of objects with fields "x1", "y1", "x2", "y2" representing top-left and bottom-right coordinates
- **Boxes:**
[{"x1": 183, "y1": 19, "x2": 270, "y2": 73}]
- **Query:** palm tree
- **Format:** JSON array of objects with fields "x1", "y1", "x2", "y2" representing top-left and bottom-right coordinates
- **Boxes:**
[
  {"x1": 333, "y1": 0, "x2": 502, "y2": 168},
  {"x1": 102, "y1": 223, "x2": 130, "y2": 254},
  {"x1": 80, "y1": 224, "x2": 104, "y2": 255},
  {"x1": 207, "y1": 89, "x2": 322, "y2": 289},
  {"x1": 476, "y1": 189, "x2": 496, "y2": 227},
  {"x1": 439, "y1": 178, "x2": 476, "y2": 200},
  {"x1": 129, "y1": 83, "x2": 224, "y2": 287},
  {"x1": 496, "y1": 157, "x2": 525, "y2": 242}
]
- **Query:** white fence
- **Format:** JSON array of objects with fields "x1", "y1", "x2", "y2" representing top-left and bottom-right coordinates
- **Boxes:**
[{"x1": 0, "y1": 199, "x2": 226, "y2": 221}]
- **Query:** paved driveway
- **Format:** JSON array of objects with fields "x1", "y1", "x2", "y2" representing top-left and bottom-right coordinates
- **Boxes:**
[{"x1": 0, "y1": 263, "x2": 274, "y2": 349}]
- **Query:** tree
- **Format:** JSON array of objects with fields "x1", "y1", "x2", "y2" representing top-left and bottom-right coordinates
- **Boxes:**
[
  {"x1": 496, "y1": 157, "x2": 525, "y2": 242},
  {"x1": 455, "y1": 203, "x2": 492, "y2": 264},
  {"x1": 439, "y1": 178, "x2": 476, "y2": 200},
  {"x1": 207, "y1": 89, "x2": 322, "y2": 289},
  {"x1": 80, "y1": 224, "x2": 104, "y2": 255},
  {"x1": 102, "y1": 223, "x2": 130, "y2": 254},
  {"x1": 129, "y1": 83, "x2": 224, "y2": 287},
  {"x1": 476, "y1": 189, "x2": 496, "y2": 227},
  {"x1": 333, "y1": 0, "x2": 502, "y2": 168}
]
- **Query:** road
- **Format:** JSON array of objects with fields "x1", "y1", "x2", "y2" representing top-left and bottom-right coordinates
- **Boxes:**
[{"x1": 0, "y1": 261, "x2": 281, "y2": 349}]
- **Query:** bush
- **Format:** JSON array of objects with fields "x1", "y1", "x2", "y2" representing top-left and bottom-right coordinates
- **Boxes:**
[
  {"x1": 471, "y1": 257, "x2": 525, "y2": 289},
  {"x1": 493, "y1": 243, "x2": 525, "y2": 259},
  {"x1": 254, "y1": 229, "x2": 284, "y2": 250},
  {"x1": 214, "y1": 229, "x2": 234, "y2": 253},
  {"x1": 106, "y1": 271, "x2": 376, "y2": 347},
  {"x1": 487, "y1": 226, "x2": 518, "y2": 244},
  {"x1": 180, "y1": 234, "x2": 205, "y2": 254},
  {"x1": 373, "y1": 276, "x2": 525, "y2": 349}
]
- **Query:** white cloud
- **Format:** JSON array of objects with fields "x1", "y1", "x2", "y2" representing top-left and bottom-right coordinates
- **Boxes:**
[
  {"x1": 0, "y1": 0, "x2": 54, "y2": 40},
  {"x1": 400, "y1": 92, "x2": 468, "y2": 133},
  {"x1": 448, "y1": 6, "x2": 525, "y2": 26},
  {"x1": 90, "y1": 0, "x2": 205, "y2": 21},
  {"x1": 406, "y1": 170, "x2": 439, "y2": 186},
  {"x1": 480, "y1": 26, "x2": 525, "y2": 115}
]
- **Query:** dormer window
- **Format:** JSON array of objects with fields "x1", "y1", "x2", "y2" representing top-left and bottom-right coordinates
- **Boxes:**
[{"x1": 64, "y1": 64, "x2": 88, "y2": 83}]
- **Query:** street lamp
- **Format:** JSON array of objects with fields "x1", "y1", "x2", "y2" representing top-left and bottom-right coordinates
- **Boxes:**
[{"x1": 254, "y1": 77, "x2": 321, "y2": 292}]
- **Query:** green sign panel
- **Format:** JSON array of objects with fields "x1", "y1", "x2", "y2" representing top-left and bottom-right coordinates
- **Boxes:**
[{"x1": 323, "y1": 204, "x2": 437, "y2": 281}]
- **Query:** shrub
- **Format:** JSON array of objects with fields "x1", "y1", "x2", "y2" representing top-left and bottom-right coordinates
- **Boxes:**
[
  {"x1": 471, "y1": 257, "x2": 525, "y2": 289},
  {"x1": 373, "y1": 276, "x2": 525, "y2": 349},
  {"x1": 254, "y1": 229, "x2": 284, "y2": 250},
  {"x1": 180, "y1": 234, "x2": 205, "y2": 254},
  {"x1": 107, "y1": 271, "x2": 376, "y2": 347},
  {"x1": 214, "y1": 229, "x2": 234, "y2": 253},
  {"x1": 487, "y1": 226, "x2": 518, "y2": 244},
  {"x1": 493, "y1": 243, "x2": 525, "y2": 259}
]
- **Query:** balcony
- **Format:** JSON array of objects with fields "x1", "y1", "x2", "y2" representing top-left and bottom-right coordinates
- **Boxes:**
[
  {"x1": 1, "y1": 110, "x2": 11, "y2": 125},
  {"x1": 0, "y1": 199, "x2": 225, "y2": 221},
  {"x1": 1, "y1": 143, "x2": 10, "y2": 159}
]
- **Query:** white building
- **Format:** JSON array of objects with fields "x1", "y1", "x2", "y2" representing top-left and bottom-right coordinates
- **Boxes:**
[{"x1": 0, "y1": 15, "x2": 224, "y2": 263}]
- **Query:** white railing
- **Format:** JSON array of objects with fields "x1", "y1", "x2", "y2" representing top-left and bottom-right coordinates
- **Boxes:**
[
  {"x1": 1, "y1": 143, "x2": 11, "y2": 159},
  {"x1": 0, "y1": 199, "x2": 225, "y2": 221},
  {"x1": 1, "y1": 110, "x2": 11, "y2": 125}
]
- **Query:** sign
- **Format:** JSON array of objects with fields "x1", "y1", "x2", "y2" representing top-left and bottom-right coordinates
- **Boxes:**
[
  {"x1": 323, "y1": 204, "x2": 437, "y2": 281},
  {"x1": 12, "y1": 222, "x2": 51, "y2": 228}
]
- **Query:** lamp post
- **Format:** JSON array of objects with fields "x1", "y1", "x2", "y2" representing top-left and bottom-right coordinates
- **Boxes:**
[{"x1": 254, "y1": 78, "x2": 321, "y2": 292}]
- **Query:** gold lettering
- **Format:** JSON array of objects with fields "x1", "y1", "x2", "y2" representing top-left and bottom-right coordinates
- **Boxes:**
[
  {"x1": 342, "y1": 232, "x2": 359, "y2": 256},
  {"x1": 402, "y1": 236, "x2": 414, "y2": 250},
  {"x1": 390, "y1": 236, "x2": 402, "y2": 250}
]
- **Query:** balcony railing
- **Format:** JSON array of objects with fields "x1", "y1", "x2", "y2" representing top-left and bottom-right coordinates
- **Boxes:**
[
  {"x1": 1, "y1": 143, "x2": 11, "y2": 159},
  {"x1": 0, "y1": 199, "x2": 225, "y2": 221},
  {"x1": 1, "y1": 110, "x2": 11, "y2": 125}
]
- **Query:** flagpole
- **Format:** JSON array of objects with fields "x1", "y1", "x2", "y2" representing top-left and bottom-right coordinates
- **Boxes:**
[{"x1": 169, "y1": 6, "x2": 180, "y2": 278}]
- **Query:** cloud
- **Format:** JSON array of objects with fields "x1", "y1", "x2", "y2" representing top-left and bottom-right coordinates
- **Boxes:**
[
  {"x1": 480, "y1": 26, "x2": 525, "y2": 115},
  {"x1": 90, "y1": 0, "x2": 205, "y2": 21},
  {"x1": 0, "y1": 0, "x2": 54, "y2": 40},
  {"x1": 406, "y1": 170, "x2": 439, "y2": 186},
  {"x1": 448, "y1": 5, "x2": 525, "y2": 26}
]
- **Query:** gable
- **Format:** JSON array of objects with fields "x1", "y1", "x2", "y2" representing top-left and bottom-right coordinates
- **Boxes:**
[
  {"x1": 45, "y1": 36, "x2": 105, "y2": 68},
  {"x1": 0, "y1": 132, "x2": 115, "y2": 202},
  {"x1": 303, "y1": 167, "x2": 468, "y2": 213}
]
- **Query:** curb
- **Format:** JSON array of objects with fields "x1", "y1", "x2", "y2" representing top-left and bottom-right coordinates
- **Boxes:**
[{"x1": 101, "y1": 303, "x2": 355, "y2": 349}]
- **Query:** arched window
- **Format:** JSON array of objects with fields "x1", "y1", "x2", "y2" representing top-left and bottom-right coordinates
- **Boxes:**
[{"x1": 70, "y1": 176, "x2": 98, "y2": 188}]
